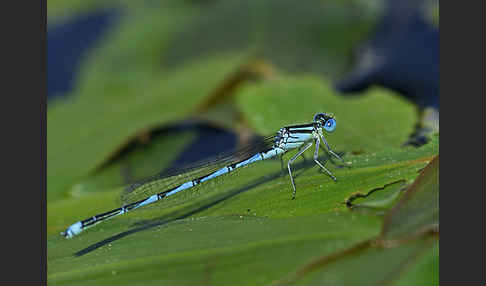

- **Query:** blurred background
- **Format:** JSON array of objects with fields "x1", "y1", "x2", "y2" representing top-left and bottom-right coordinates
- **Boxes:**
[
  {"x1": 48, "y1": 0, "x2": 438, "y2": 190},
  {"x1": 48, "y1": 0, "x2": 438, "y2": 133},
  {"x1": 47, "y1": 0, "x2": 439, "y2": 213},
  {"x1": 47, "y1": 1, "x2": 439, "y2": 284}
]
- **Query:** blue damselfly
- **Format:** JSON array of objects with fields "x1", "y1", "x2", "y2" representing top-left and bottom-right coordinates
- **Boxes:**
[{"x1": 62, "y1": 113, "x2": 345, "y2": 238}]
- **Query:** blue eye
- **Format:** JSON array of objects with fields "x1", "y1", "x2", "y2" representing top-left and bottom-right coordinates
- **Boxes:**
[{"x1": 324, "y1": 118, "x2": 336, "y2": 132}]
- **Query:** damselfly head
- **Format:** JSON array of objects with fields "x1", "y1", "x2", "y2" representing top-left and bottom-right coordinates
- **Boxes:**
[{"x1": 313, "y1": 113, "x2": 336, "y2": 132}]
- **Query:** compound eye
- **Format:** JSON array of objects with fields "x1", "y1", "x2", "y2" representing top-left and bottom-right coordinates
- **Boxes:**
[{"x1": 324, "y1": 118, "x2": 336, "y2": 132}]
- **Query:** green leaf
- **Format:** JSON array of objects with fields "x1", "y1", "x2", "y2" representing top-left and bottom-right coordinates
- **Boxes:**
[{"x1": 48, "y1": 137, "x2": 437, "y2": 284}]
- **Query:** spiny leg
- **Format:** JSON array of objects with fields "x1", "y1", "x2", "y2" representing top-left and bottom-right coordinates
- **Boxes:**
[
  {"x1": 318, "y1": 143, "x2": 347, "y2": 168},
  {"x1": 314, "y1": 137, "x2": 337, "y2": 181},
  {"x1": 320, "y1": 134, "x2": 349, "y2": 167},
  {"x1": 288, "y1": 142, "x2": 313, "y2": 199}
]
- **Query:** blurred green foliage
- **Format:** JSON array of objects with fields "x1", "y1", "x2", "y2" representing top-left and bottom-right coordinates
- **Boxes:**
[{"x1": 47, "y1": 1, "x2": 438, "y2": 285}]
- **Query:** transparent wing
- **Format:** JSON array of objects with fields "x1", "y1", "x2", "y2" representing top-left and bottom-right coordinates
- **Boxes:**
[{"x1": 120, "y1": 134, "x2": 277, "y2": 204}]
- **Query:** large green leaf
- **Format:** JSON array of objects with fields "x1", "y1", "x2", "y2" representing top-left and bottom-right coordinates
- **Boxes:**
[{"x1": 48, "y1": 135, "x2": 437, "y2": 285}]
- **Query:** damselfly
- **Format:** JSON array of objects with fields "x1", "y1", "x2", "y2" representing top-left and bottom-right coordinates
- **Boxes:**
[{"x1": 62, "y1": 113, "x2": 345, "y2": 238}]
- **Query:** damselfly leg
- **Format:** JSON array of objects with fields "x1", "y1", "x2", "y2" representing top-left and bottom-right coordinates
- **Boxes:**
[
  {"x1": 314, "y1": 137, "x2": 337, "y2": 181},
  {"x1": 288, "y1": 142, "x2": 313, "y2": 199},
  {"x1": 280, "y1": 144, "x2": 308, "y2": 172},
  {"x1": 319, "y1": 134, "x2": 349, "y2": 168}
]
